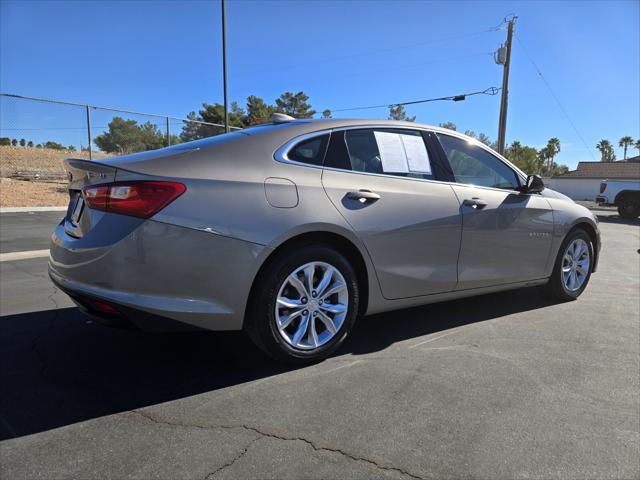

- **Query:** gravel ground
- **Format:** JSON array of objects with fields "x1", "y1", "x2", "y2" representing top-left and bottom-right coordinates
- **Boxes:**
[
  {"x1": 0, "y1": 178, "x2": 68, "y2": 207},
  {"x1": 0, "y1": 146, "x2": 112, "y2": 207}
]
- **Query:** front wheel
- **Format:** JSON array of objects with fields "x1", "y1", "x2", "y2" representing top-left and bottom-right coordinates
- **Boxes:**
[
  {"x1": 546, "y1": 228, "x2": 594, "y2": 301},
  {"x1": 245, "y1": 245, "x2": 359, "y2": 364}
]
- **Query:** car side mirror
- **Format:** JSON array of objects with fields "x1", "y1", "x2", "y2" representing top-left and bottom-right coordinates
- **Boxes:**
[{"x1": 523, "y1": 174, "x2": 545, "y2": 194}]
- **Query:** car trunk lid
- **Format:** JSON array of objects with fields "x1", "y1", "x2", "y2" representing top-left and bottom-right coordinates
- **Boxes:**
[{"x1": 63, "y1": 158, "x2": 118, "y2": 238}]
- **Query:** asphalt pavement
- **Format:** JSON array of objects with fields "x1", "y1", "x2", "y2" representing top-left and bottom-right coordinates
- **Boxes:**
[{"x1": 0, "y1": 209, "x2": 638, "y2": 479}]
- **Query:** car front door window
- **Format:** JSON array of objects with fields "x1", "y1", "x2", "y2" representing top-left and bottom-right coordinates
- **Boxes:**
[{"x1": 437, "y1": 134, "x2": 520, "y2": 190}]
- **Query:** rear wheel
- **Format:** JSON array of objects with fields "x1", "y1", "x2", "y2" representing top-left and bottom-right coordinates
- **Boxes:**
[
  {"x1": 546, "y1": 228, "x2": 594, "y2": 301},
  {"x1": 617, "y1": 195, "x2": 640, "y2": 219},
  {"x1": 245, "y1": 245, "x2": 359, "y2": 364}
]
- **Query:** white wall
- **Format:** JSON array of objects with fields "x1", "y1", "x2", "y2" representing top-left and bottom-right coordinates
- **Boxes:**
[{"x1": 543, "y1": 178, "x2": 601, "y2": 201}]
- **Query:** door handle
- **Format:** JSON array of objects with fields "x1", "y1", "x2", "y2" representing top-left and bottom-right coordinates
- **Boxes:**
[
  {"x1": 462, "y1": 197, "x2": 488, "y2": 209},
  {"x1": 346, "y1": 189, "x2": 381, "y2": 203}
]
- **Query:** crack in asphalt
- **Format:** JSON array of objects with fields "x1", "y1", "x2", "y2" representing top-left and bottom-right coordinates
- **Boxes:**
[
  {"x1": 126, "y1": 409, "x2": 425, "y2": 480},
  {"x1": 204, "y1": 435, "x2": 263, "y2": 479}
]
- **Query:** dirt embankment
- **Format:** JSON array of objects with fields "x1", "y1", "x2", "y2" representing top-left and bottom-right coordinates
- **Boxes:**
[{"x1": 0, "y1": 146, "x2": 113, "y2": 207}]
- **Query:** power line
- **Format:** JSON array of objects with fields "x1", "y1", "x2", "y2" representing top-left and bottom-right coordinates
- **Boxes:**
[
  {"x1": 237, "y1": 26, "x2": 503, "y2": 76},
  {"x1": 331, "y1": 87, "x2": 501, "y2": 113},
  {"x1": 326, "y1": 52, "x2": 494, "y2": 81},
  {"x1": 514, "y1": 33, "x2": 596, "y2": 160}
]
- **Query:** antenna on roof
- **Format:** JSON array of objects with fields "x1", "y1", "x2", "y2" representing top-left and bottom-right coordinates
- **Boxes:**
[{"x1": 272, "y1": 113, "x2": 295, "y2": 123}]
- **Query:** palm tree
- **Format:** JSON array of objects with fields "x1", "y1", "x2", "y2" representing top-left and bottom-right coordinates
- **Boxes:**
[
  {"x1": 596, "y1": 139, "x2": 616, "y2": 162},
  {"x1": 537, "y1": 146, "x2": 550, "y2": 175},
  {"x1": 618, "y1": 136, "x2": 634, "y2": 160},
  {"x1": 545, "y1": 137, "x2": 561, "y2": 172},
  {"x1": 634, "y1": 139, "x2": 640, "y2": 155}
]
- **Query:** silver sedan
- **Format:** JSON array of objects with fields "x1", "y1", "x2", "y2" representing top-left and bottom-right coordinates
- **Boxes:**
[{"x1": 49, "y1": 116, "x2": 601, "y2": 363}]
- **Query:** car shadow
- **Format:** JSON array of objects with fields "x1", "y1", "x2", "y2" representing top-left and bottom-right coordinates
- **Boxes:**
[{"x1": 0, "y1": 286, "x2": 559, "y2": 440}]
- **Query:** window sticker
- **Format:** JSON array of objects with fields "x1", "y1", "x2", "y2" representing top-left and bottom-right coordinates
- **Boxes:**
[
  {"x1": 400, "y1": 134, "x2": 431, "y2": 174},
  {"x1": 373, "y1": 131, "x2": 409, "y2": 173},
  {"x1": 373, "y1": 131, "x2": 432, "y2": 174}
]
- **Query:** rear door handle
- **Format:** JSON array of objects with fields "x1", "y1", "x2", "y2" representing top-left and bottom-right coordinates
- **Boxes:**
[
  {"x1": 346, "y1": 189, "x2": 381, "y2": 202},
  {"x1": 462, "y1": 198, "x2": 488, "y2": 209}
]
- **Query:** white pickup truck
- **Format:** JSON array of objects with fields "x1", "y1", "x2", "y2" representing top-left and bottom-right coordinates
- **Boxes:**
[{"x1": 596, "y1": 180, "x2": 640, "y2": 219}]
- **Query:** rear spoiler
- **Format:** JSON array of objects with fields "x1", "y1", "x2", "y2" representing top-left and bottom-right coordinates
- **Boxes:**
[{"x1": 65, "y1": 158, "x2": 117, "y2": 190}]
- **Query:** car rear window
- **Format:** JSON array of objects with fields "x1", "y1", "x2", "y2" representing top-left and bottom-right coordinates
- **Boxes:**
[{"x1": 287, "y1": 134, "x2": 329, "y2": 166}]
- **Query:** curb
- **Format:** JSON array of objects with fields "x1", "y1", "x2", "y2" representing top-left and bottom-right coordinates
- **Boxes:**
[{"x1": 0, "y1": 206, "x2": 67, "y2": 213}]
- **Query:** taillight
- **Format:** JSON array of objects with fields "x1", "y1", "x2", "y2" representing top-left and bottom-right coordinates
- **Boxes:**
[
  {"x1": 599, "y1": 182, "x2": 607, "y2": 194},
  {"x1": 82, "y1": 181, "x2": 186, "y2": 218}
]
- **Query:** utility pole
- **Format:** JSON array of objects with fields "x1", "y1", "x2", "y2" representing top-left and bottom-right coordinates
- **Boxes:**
[
  {"x1": 221, "y1": 0, "x2": 229, "y2": 133},
  {"x1": 496, "y1": 16, "x2": 516, "y2": 155}
]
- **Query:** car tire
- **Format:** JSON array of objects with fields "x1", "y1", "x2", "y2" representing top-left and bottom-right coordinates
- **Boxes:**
[
  {"x1": 545, "y1": 228, "x2": 594, "y2": 301},
  {"x1": 245, "y1": 244, "x2": 360, "y2": 364},
  {"x1": 617, "y1": 195, "x2": 640, "y2": 219}
]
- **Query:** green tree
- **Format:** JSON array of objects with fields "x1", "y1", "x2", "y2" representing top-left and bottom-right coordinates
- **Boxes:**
[
  {"x1": 27, "y1": 140, "x2": 33, "y2": 147},
  {"x1": 545, "y1": 137, "x2": 561, "y2": 172},
  {"x1": 463, "y1": 130, "x2": 493, "y2": 147},
  {"x1": 67, "y1": 145, "x2": 76, "y2": 151},
  {"x1": 36, "y1": 144, "x2": 42, "y2": 148},
  {"x1": 505, "y1": 140, "x2": 541, "y2": 174},
  {"x1": 11, "y1": 139, "x2": 17, "y2": 146},
  {"x1": 19, "y1": 138, "x2": 26, "y2": 147},
  {"x1": 388, "y1": 104, "x2": 415, "y2": 121},
  {"x1": 619, "y1": 136, "x2": 634, "y2": 160},
  {"x1": 180, "y1": 111, "x2": 202, "y2": 142},
  {"x1": 0, "y1": 137, "x2": 10, "y2": 146},
  {"x1": 537, "y1": 146, "x2": 550, "y2": 174},
  {"x1": 246, "y1": 95, "x2": 275, "y2": 125},
  {"x1": 438, "y1": 121, "x2": 457, "y2": 131},
  {"x1": 44, "y1": 141, "x2": 65, "y2": 150},
  {"x1": 275, "y1": 91, "x2": 315, "y2": 118},
  {"x1": 180, "y1": 103, "x2": 245, "y2": 141},
  {"x1": 477, "y1": 133, "x2": 492, "y2": 147},
  {"x1": 94, "y1": 117, "x2": 167, "y2": 154},
  {"x1": 321, "y1": 109, "x2": 332, "y2": 119},
  {"x1": 596, "y1": 139, "x2": 616, "y2": 162},
  {"x1": 635, "y1": 139, "x2": 640, "y2": 154},
  {"x1": 138, "y1": 122, "x2": 168, "y2": 150},
  {"x1": 166, "y1": 134, "x2": 181, "y2": 146}
]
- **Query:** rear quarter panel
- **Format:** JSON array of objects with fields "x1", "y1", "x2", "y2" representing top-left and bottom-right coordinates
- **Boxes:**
[{"x1": 143, "y1": 135, "x2": 384, "y2": 317}]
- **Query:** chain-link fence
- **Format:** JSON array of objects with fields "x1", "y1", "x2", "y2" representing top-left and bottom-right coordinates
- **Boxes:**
[{"x1": 0, "y1": 93, "x2": 238, "y2": 207}]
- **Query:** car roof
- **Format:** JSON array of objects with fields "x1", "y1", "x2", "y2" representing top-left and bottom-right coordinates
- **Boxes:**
[{"x1": 242, "y1": 118, "x2": 455, "y2": 137}]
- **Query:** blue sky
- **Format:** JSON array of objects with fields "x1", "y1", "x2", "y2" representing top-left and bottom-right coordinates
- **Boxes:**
[{"x1": 1, "y1": 0, "x2": 638, "y2": 167}]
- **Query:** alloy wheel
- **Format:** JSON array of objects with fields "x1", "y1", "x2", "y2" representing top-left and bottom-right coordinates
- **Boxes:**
[
  {"x1": 561, "y1": 238, "x2": 590, "y2": 292},
  {"x1": 275, "y1": 261, "x2": 349, "y2": 350}
]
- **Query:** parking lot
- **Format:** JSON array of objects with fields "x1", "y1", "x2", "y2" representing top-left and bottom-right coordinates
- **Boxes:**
[{"x1": 0, "y1": 209, "x2": 638, "y2": 479}]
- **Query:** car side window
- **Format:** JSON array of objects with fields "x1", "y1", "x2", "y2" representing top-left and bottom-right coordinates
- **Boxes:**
[
  {"x1": 340, "y1": 128, "x2": 434, "y2": 180},
  {"x1": 287, "y1": 134, "x2": 329, "y2": 166},
  {"x1": 437, "y1": 133, "x2": 519, "y2": 190}
]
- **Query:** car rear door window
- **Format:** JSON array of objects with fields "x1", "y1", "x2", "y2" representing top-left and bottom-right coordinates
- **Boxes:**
[
  {"x1": 331, "y1": 128, "x2": 434, "y2": 180},
  {"x1": 437, "y1": 134, "x2": 519, "y2": 190},
  {"x1": 287, "y1": 134, "x2": 329, "y2": 166}
]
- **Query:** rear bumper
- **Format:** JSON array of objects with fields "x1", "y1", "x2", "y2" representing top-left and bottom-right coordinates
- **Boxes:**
[
  {"x1": 595, "y1": 196, "x2": 612, "y2": 206},
  {"x1": 49, "y1": 216, "x2": 269, "y2": 331},
  {"x1": 49, "y1": 275, "x2": 203, "y2": 331}
]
